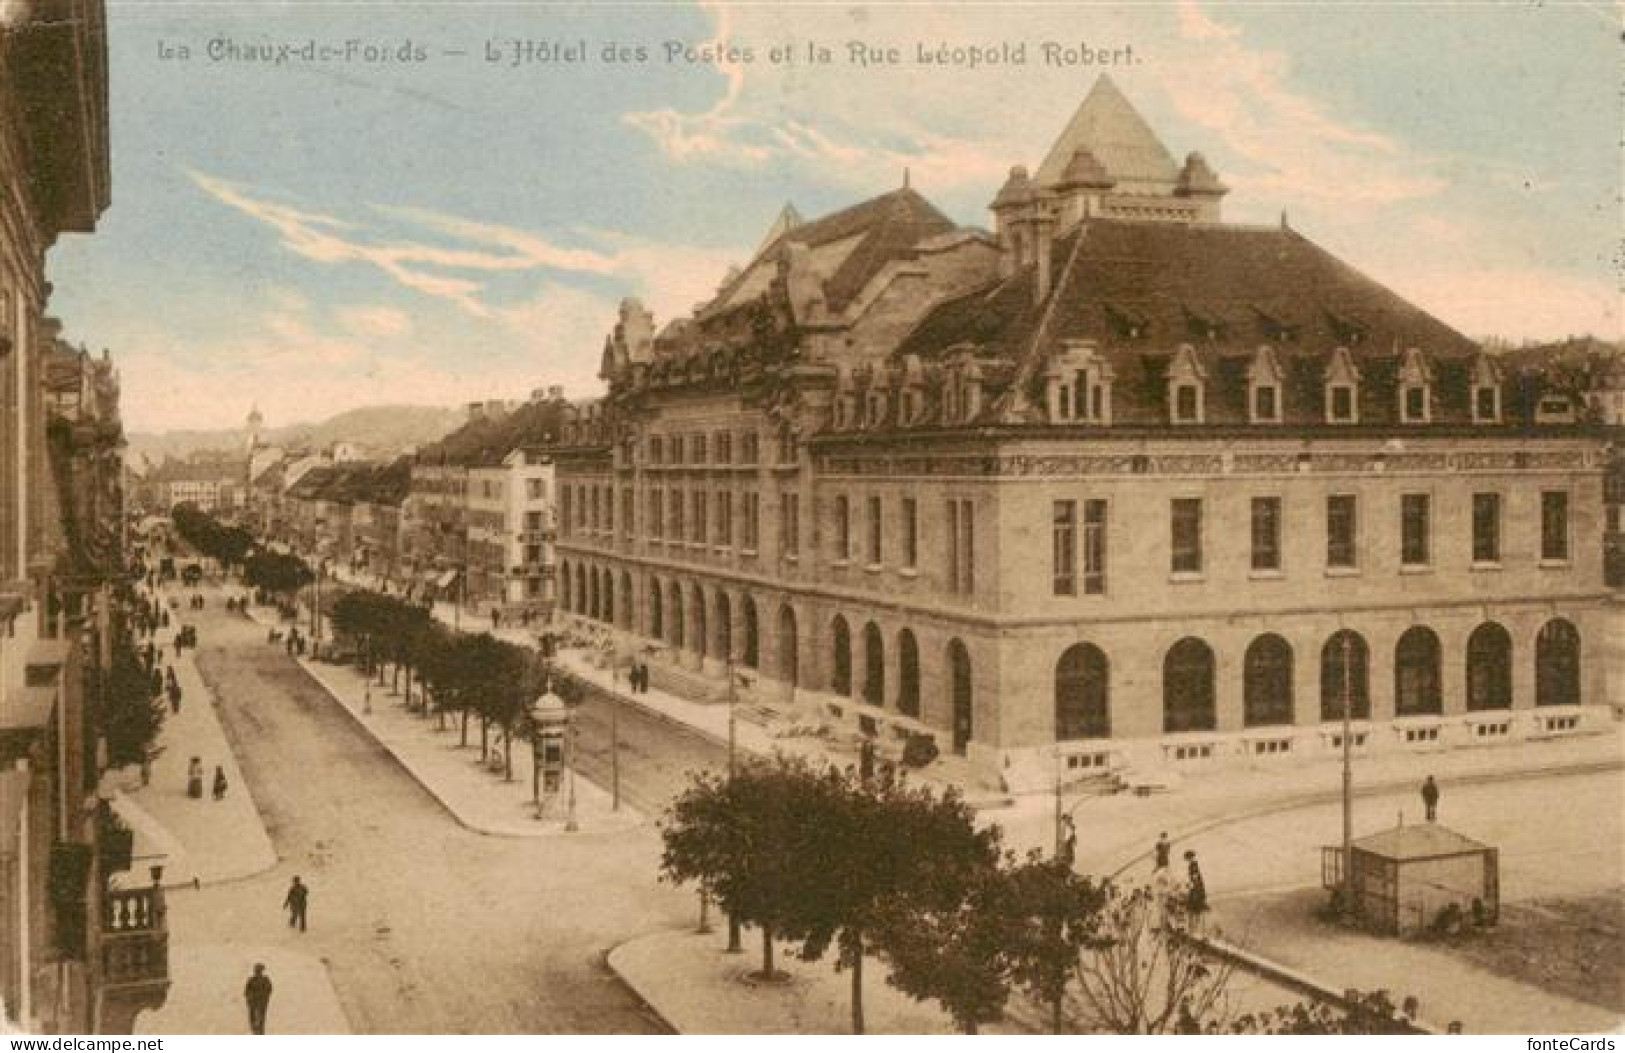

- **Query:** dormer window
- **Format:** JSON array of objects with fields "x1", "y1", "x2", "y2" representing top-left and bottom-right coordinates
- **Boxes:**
[
  {"x1": 1397, "y1": 349, "x2": 1432, "y2": 424},
  {"x1": 1247, "y1": 347, "x2": 1285, "y2": 424},
  {"x1": 1046, "y1": 342, "x2": 1113, "y2": 424},
  {"x1": 1329, "y1": 386, "x2": 1355, "y2": 423},
  {"x1": 1470, "y1": 353, "x2": 1502, "y2": 424},
  {"x1": 1184, "y1": 307, "x2": 1226, "y2": 343},
  {"x1": 1402, "y1": 385, "x2": 1427, "y2": 422},
  {"x1": 1167, "y1": 346, "x2": 1206, "y2": 425},
  {"x1": 1174, "y1": 384, "x2": 1200, "y2": 423},
  {"x1": 1324, "y1": 347, "x2": 1361, "y2": 425},
  {"x1": 1106, "y1": 305, "x2": 1149, "y2": 342},
  {"x1": 1253, "y1": 385, "x2": 1279, "y2": 422}
]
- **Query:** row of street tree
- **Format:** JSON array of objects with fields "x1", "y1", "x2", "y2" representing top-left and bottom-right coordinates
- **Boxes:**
[
  {"x1": 326, "y1": 587, "x2": 582, "y2": 777},
  {"x1": 661, "y1": 756, "x2": 1420, "y2": 1035}
]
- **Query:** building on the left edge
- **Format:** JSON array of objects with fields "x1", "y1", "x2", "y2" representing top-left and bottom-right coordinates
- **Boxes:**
[{"x1": 2, "y1": 0, "x2": 169, "y2": 1034}]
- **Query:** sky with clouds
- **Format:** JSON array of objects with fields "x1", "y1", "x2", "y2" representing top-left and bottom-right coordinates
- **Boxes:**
[{"x1": 43, "y1": 1, "x2": 1622, "y2": 434}]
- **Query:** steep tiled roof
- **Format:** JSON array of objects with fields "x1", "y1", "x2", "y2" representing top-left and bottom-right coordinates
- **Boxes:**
[
  {"x1": 1034, "y1": 76, "x2": 1179, "y2": 188},
  {"x1": 896, "y1": 219, "x2": 1485, "y2": 427},
  {"x1": 418, "y1": 399, "x2": 568, "y2": 467},
  {"x1": 701, "y1": 187, "x2": 955, "y2": 320}
]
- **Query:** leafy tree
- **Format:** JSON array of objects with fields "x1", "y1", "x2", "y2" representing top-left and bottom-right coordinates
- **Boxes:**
[
  {"x1": 663, "y1": 755, "x2": 833, "y2": 982},
  {"x1": 100, "y1": 637, "x2": 165, "y2": 768},
  {"x1": 783, "y1": 768, "x2": 998, "y2": 1034},
  {"x1": 244, "y1": 551, "x2": 313, "y2": 601},
  {"x1": 999, "y1": 852, "x2": 1111, "y2": 1033}
]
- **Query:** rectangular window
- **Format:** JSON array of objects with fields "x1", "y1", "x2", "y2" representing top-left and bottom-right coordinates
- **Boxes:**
[
  {"x1": 1401, "y1": 493, "x2": 1430, "y2": 566},
  {"x1": 718, "y1": 491, "x2": 732, "y2": 546},
  {"x1": 1053, "y1": 500, "x2": 1077, "y2": 596},
  {"x1": 743, "y1": 492, "x2": 760, "y2": 550},
  {"x1": 742, "y1": 432, "x2": 759, "y2": 464},
  {"x1": 1404, "y1": 386, "x2": 1427, "y2": 421},
  {"x1": 1171, "y1": 498, "x2": 1203, "y2": 574},
  {"x1": 650, "y1": 489, "x2": 663, "y2": 540},
  {"x1": 835, "y1": 495, "x2": 850, "y2": 560},
  {"x1": 1254, "y1": 385, "x2": 1277, "y2": 421},
  {"x1": 780, "y1": 492, "x2": 800, "y2": 557},
  {"x1": 717, "y1": 433, "x2": 732, "y2": 465},
  {"x1": 621, "y1": 488, "x2": 633, "y2": 539},
  {"x1": 945, "y1": 499, "x2": 975, "y2": 595},
  {"x1": 650, "y1": 436, "x2": 663, "y2": 464},
  {"x1": 693, "y1": 491, "x2": 707, "y2": 544},
  {"x1": 1472, "y1": 493, "x2": 1501, "y2": 563},
  {"x1": 1541, "y1": 490, "x2": 1570, "y2": 561},
  {"x1": 693, "y1": 434, "x2": 707, "y2": 465},
  {"x1": 866, "y1": 495, "x2": 883, "y2": 564},
  {"x1": 527, "y1": 479, "x2": 546, "y2": 500},
  {"x1": 1083, "y1": 499, "x2": 1107, "y2": 595},
  {"x1": 1251, "y1": 497, "x2": 1282, "y2": 571},
  {"x1": 1330, "y1": 386, "x2": 1354, "y2": 422},
  {"x1": 1175, "y1": 385, "x2": 1199, "y2": 422},
  {"x1": 1475, "y1": 387, "x2": 1498, "y2": 421},
  {"x1": 1327, "y1": 494, "x2": 1357, "y2": 569},
  {"x1": 671, "y1": 487, "x2": 684, "y2": 541},
  {"x1": 902, "y1": 497, "x2": 918, "y2": 569}
]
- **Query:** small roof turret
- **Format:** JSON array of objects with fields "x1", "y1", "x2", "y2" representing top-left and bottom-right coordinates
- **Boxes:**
[
  {"x1": 1176, "y1": 152, "x2": 1229, "y2": 197},
  {"x1": 990, "y1": 166, "x2": 1038, "y2": 211},
  {"x1": 1055, "y1": 147, "x2": 1116, "y2": 191}
]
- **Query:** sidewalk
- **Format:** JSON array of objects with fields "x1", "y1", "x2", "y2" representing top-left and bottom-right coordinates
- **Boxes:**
[
  {"x1": 608, "y1": 925, "x2": 1001, "y2": 1035},
  {"x1": 1213, "y1": 890, "x2": 1622, "y2": 1034},
  {"x1": 248, "y1": 599, "x2": 641, "y2": 838},
  {"x1": 985, "y1": 727, "x2": 1625, "y2": 877},
  {"x1": 136, "y1": 939, "x2": 350, "y2": 1036},
  {"x1": 106, "y1": 589, "x2": 277, "y2": 889}
]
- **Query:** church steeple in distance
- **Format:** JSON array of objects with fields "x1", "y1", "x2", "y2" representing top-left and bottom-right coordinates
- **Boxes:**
[{"x1": 246, "y1": 405, "x2": 264, "y2": 451}]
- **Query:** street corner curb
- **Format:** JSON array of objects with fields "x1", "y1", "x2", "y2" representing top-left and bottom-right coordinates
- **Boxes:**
[
  {"x1": 295, "y1": 659, "x2": 643, "y2": 841},
  {"x1": 604, "y1": 933, "x2": 683, "y2": 1035}
]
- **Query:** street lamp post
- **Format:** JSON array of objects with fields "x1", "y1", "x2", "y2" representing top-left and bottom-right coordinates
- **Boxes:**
[
  {"x1": 725, "y1": 656, "x2": 742, "y2": 954},
  {"x1": 1340, "y1": 629, "x2": 1355, "y2": 923}
]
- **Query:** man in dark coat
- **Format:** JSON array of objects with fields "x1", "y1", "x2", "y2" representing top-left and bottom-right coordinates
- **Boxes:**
[
  {"x1": 283, "y1": 876, "x2": 309, "y2": 931},
  {"x1": 244, "y1": 963, "x2": 272, "y2": 1034},
  {"x1": 1154, "y1": 832, "x2": 1172, "y2": 872},
  {"x1": 1421, "y1": 775, "x2": 1440, "y2": 822}
]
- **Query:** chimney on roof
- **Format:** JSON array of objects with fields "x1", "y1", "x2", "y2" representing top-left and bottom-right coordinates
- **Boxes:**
[
  {"x1": 547, "y1": 385, "x2": 564, "y2": 401},
  {"x1": 467, "y1": 401, "x2": 485, "y2": 421}
]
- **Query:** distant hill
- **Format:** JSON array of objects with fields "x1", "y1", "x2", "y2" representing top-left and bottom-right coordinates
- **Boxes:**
[{"x1": 129, "y1": 404, "x2": 466, "y2": 463}]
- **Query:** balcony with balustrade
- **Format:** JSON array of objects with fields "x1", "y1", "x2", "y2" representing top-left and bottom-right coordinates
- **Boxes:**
[{"x1": 95, "y1": 875, "x2": 169, "y2": 1033}]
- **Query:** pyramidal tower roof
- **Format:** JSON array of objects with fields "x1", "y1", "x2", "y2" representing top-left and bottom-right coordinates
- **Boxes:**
[{"x1": 1034, "y1": 76, "x2": 1179, "y2": 188}]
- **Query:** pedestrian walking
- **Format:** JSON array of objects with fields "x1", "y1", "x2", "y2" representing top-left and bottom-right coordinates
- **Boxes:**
[
  {"x1": 167, "y1": 679, "x2": 182, "y2": 714},
  {"x1": 1421, "y1": 775, "x2": 1440, "y2": 822},
  {"x1": 187, "y1": 757, "x2": 204, "y2": 799},
  {"x1": 243, "y1": 963, "x2": 272, "y2": 1035},
  {"x1": 212, "y1": 765, "x2": 229, "y2": 801},
  {"x1": 285, "y1": 634, "x2": 295, "y2": 657},
  {"x1": 1184, "y1": 850, "x2": 1208, "y2": 916},
  {"x1": 283, "y1": 876, "x2": 308, "y2": 931},
  {"x1": 1153, "y1": 831, "x2": 1171, "y2": 871}
]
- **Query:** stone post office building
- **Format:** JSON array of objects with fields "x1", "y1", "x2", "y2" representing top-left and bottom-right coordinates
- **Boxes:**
[{"x1": 553, "y1": 78, "x2": 1610, "y2": 787}]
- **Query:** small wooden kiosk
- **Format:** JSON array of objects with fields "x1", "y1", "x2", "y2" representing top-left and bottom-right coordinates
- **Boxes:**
[{"x1": 1323, "y1": 823, "x2": 1499, "y2": 936}]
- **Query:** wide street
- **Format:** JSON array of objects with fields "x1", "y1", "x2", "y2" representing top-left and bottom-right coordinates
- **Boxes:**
[
  {"x1": 160, "y1": 594, "x2": 685, "y2": 1033},
  {"x1": 135, "y1": 578, "x2": 1623, "y2": 1034}
]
